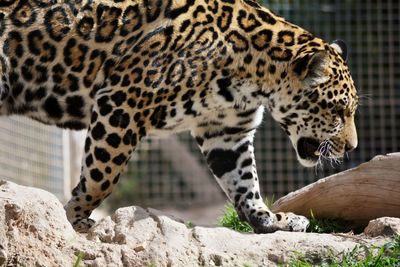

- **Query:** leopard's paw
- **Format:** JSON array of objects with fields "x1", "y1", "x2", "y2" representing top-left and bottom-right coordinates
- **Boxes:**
[
  {"x1": 275, "y1": 212, "x2": 309, "y2": 232},
  {"x1": 72, "y1": 218, "x2": 96, "y2": 233},
  {"x1": 248, "y1": 211, "x2": 309, "y2": 233}
]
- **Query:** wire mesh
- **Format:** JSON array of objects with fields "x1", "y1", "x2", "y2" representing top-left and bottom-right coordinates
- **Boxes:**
[
  {"x1": 258, "y1": 0, "x2": 400, "y2": 195},
  {"x1": 258, "y1": 0, "x2": 400, "y2": 197},
  {"x1": 0, "y1": 116, "x2": 65, "y2": 199}
]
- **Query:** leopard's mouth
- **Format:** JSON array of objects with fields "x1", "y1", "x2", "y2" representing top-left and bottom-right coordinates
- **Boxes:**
[{"x1": 297, "y1": 137, "x2": 321, "y2": 164}]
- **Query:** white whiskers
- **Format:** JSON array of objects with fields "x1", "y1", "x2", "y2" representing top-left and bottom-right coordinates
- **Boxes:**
[{"x1": 315, "y1": 139, "x2": 343, "y2": 170}]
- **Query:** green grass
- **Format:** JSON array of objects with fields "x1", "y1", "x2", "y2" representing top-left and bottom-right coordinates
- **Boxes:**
[
  {"x1": 265, "y1": 195, "x2": 275, "y2": 209},
  {"x1": 218, "y1": 197, "x2": 276, "y2": 233},
  {"x1": 218, "y1": 203, "x2": 252, "y2": 233},
  {"x1": 72, "y1": 252, "x2": 83, "y2": 267},
  {"x1": 186, "y1": 221, "x2": 194, "y2": 228},
  {"x1": 218, "y1": 203, "x2": 350, "y2": 234},
  {"x1": 307, "y1": 210, "x2": 352, "y2": 234},
  {"x1": 287, "y1": 236, "x2": 400, "y2": 267}
]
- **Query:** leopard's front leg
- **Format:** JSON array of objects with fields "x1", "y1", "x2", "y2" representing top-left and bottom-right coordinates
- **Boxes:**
[
  {"x1": 192, "y1": 108, "x2": 309, "y2": 233},
  {"x1": 64, "y1": 89, "x2": 146, "y2": 232}
]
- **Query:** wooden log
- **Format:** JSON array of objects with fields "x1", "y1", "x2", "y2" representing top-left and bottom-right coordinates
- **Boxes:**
[{"x1": 271, "y1": 153, "x2": 400, "y2": 223}]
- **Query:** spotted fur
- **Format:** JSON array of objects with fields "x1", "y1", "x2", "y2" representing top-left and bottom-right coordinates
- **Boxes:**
[{"x1": 0, "y1": 0, "x2": 358, "y2": 233}]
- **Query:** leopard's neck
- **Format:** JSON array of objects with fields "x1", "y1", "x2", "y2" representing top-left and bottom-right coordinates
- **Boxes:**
[{"x1": 186, "y1": 0, "x2": 327, "y2": 109}]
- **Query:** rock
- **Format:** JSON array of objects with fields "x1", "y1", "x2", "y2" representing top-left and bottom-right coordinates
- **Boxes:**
[
  {"x1": 0, "y1": 245, "x2": 7, "y2": 266},
  {"x1": 88, "y1": 206, "x2": 161, "y2": 245},
  {"x1": 0, "y1": 180, "x2": 77, "y2": 266},
  {"x1": 272, "y1": 153, "x2": 400, "y2": 224},
  {"x1": 0, "y1": 180, "x2": 394, "y2": 266},
  {"x1": 364, "y1": 217, "x2": 400, "y2": 237}
]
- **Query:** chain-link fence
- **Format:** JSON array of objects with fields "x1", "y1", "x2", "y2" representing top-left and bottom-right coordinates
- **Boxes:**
[
  {"x1": 0, "y1": 116, "x2": 66, "y2": 199},
  {"x1": 259, "y1": 0, "x2": 400, "y2": 196}
]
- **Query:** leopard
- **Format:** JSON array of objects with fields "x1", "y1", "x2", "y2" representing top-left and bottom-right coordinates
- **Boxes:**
[{"x1": 0, "y1": 0, "x2": 358, "y2": 233}]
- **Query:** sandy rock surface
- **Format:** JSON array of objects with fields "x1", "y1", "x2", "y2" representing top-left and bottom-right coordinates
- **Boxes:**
[
  {"x1": 0, "y1": 180, "x2": 396, "y2": 267},
  {"x1": 0, "y1": 180, "x2": 76, "y2": 266}
]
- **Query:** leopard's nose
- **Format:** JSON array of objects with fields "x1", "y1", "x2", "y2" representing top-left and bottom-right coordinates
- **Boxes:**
[{"x1": 345, "y1": 142, "x2": 356, "y2": 152}]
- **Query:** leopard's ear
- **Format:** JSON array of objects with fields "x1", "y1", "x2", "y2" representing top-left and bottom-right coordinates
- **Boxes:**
[
  {"x1": 291, "y1": 51, "x2": 329, "y2": 84},
  {"x1": 330, "y1": 39, "x2": 348, "y2": 61}
]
